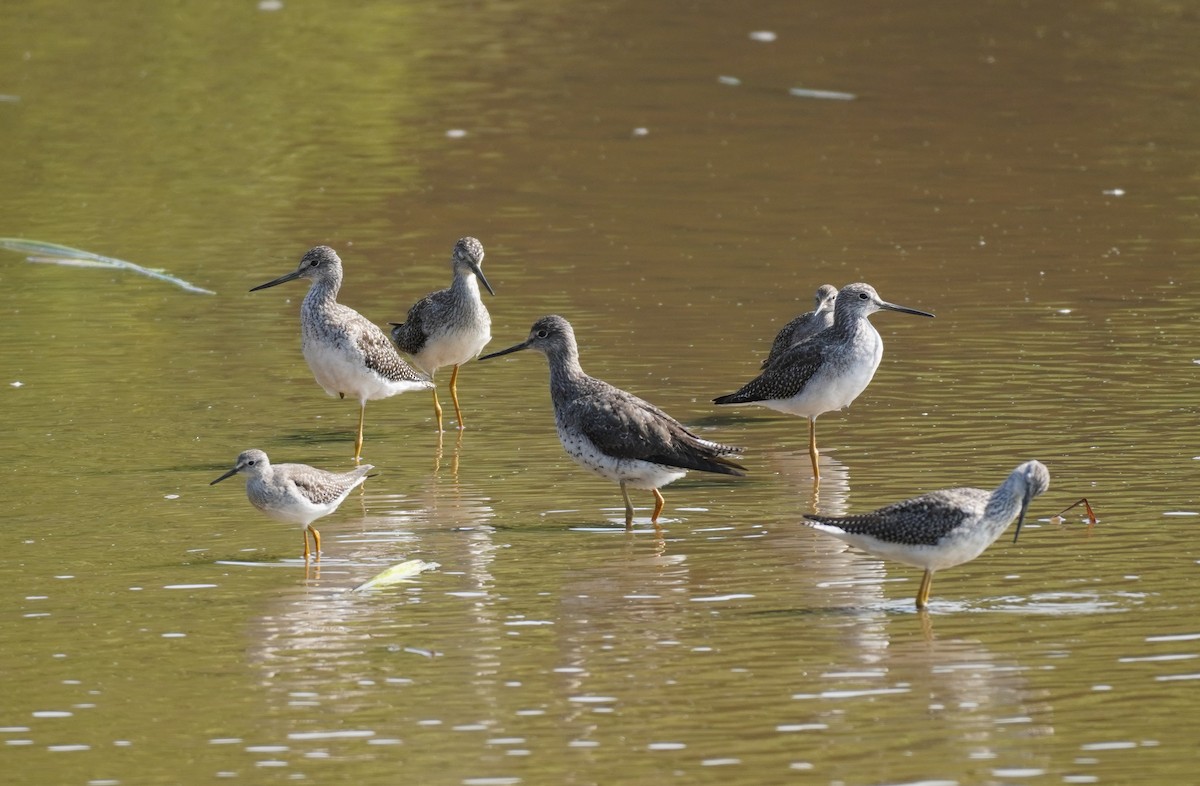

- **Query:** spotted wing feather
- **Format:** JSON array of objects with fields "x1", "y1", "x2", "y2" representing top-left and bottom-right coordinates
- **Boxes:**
[
  {"x1": 716, "y1": 340, "x2": 825, "y2": 404},
  {"x1": 390, "y1": 286, "x2": 456, "y2": 357},
  {"x1": 804, "y1": 489, "x2": 988, "y2": 547},
  {"x1": 568, "y1": 380, "x2": 745, "y2": 476},
  {"x1": 353, "y1": 319, "x2": 430, "y2": 385},
  {"x1": 762, "y1": 312, "x2": 826, "y2": 369},
  {"x1": 287, "y1": 464, "x2": 372, "y2": 506}
]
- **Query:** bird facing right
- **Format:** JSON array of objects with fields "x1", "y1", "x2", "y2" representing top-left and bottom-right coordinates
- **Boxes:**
[
  {"x1": 802, "y1": 460, "x2": 1051, "y2": 609},
  {"x1": 390, "y1": 237, "x2": 495, "y2": 432},
  {"x1": 714, "y1": 283, "x2": 933, "y2": 482},
  {"x1": 210, "y1": 449, "x2": 375, "y2": 561}
]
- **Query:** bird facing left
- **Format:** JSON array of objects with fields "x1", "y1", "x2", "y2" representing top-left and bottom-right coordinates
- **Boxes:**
[
  {"x1": 210, "y1": 449, "x2": 375, "y2": 561},
  {"x1": 250, "y1": 246, "x2": 433, "y2": 462}
]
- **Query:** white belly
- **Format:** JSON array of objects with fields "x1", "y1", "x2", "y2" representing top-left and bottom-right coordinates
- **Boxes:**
[
  {"x1": 818, "y1": 524, "x2": 993, "y2": 573},
  {"x1": 302, "y1": 339, "x2": 424, "y2": 403},
  {"x1": 557, "y1": 423, "x2": 687, "y2": 489},
  {"x1": 763, "y1": 327, "x2": 883, "y2": 418},
  {"x1": 413, "y1": 323, "x2": 491, "y2": 376},
  {"x1": 303, "y1": 342, "x2": 369, "y2": 399},
  {"x1": 248, "y1": 482, "x2": 338, "y2": 527}
]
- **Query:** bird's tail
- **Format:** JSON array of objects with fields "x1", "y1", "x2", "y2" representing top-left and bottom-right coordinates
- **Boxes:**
[{"x1": 713, "y1": 389, "x2": 757, "y2": 405}]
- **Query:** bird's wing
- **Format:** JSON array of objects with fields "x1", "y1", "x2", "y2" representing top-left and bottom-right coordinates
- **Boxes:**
[
  {"x1": 717, "y1": 339, "x2": 825, "y2": 404},
  {"x1": 567, "y1": 382, "x2": 745, "y2": 475},
  {"x1": 804, "y1": 489, "x2": 987, "y2": 547},
  {"x1": 390, "y1": 290, "x2": 447, "y2": 355},
  {"x1": 762, "y1": 314, "x2": 807, "y2": 368},
  {"x1": 287, "y1": 465, "x2": 367, "y2": 505},
  {"x1": 354, "y1": 318, "x2": 430, "y2": 385}
]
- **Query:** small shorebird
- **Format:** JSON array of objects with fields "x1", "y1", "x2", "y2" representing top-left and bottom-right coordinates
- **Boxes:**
[
  {"x1": 761, "y1": 283, "x2": 838, "y2": 369},
  {"x1": 390, "y1": 237, "x2": 495, "y2": 431},
  {"x1": 479, "y1": 315, "x2": 745, "y2": 531},
  {"x1": 210, "y1": 449, "x2": 375, "y2": 561},
  {"x1": 714, "y1": 283, "x2": 933, "y2": 482},
  {"x1": 251, "y1": 246, "x2": 432, "y2": 462},
  {"x1": 803, "y1": 460, "x2": 1050, "y2": 609}
]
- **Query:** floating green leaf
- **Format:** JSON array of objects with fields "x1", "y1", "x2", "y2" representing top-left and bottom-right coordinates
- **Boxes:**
[
  {"x1": 351, "y1": 559, "x2": 440, "y2": 592},
  {"x1": 0, "y1": 238, "x2": 215, "y2": 295}
]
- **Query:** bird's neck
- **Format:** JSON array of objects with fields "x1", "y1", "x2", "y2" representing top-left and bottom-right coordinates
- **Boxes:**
[
  {"x1": 303, "y1": 277, "x2": 340, "y2": 311},
  {"x1": 828, "y1": 309, "x2": 877, "y2": 349},
  {"x1": 546, "y1": 345, "x2": 587, "y2": 393},
  {"x1": 248, "y1": 466, "x2": 274, "y2": 489},
  {"x1": 983, "y1": 474, "x2": 1024, "y2": 529},
  {"x1": 830, "y1": 304, "x2": 865, "y2": 331},
  {"x1": 451, "y1": 271, "x2": 480, "y2": 299}
]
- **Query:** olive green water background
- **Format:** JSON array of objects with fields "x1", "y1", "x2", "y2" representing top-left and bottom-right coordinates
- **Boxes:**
[{"x1": 2, "y1": 1, "x2": 1199, "y2": 784}]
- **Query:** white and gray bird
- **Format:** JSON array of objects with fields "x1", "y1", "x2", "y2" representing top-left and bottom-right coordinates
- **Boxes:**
[
  {"x1": 715, "y1": 283, "x2": 933, "y2": 482},
  {"x1": 390, "y1": 237, "x2": 495, "y2": 432},
  {"x1": 210, "y1": 449, "x2": 375, "y2": 561},
  {"x1": 480, "y1": 315, "x2": 745, "y2": 532},
  {"x1": 803, "y1": 460, "x2": 1050, "y2": 609},
  {"x1": 761, "y1": 283, "x2": 838, "y2": 369},
  {"x1": 251, "y1": 246, "x2": 433, "y2": 462}
]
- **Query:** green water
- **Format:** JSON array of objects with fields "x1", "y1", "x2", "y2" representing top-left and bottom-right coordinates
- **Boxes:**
[{"x1": 2, "y1": 1, "x2": 1199, "y2": 784}]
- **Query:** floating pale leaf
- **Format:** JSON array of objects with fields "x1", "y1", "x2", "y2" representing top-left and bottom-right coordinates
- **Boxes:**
[
  {"x1": 789, "y1": 87, "x2": 857, "y2": 101},
  {"x1": 352, "y1": 559, "x2": 440, "y2": 591},
  {"x1": 0, "y1": 238, "x2": 215, "y2": 295}
]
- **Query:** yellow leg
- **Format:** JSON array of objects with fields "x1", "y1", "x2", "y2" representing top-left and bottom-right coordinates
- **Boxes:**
[
  {"x1": 650, "y1": 488, "x2": 666, "y2": 536},
  {"x1": 431, "y1": 385, "x2": 444, "y2": 433},
  {"x1": 808, "y1": 417, "x2": 821, "y2": 481},
  {"x1": 448, "y1": 364, "x2": 465, "y2": 430},
  {"x1": 620, "y1": 481, "x2": 634, "y2": 529},
  {"x1": 302, "y1": 527, "x2": 310, "y2": 561},
  {"x1": 915, "y1": 569, "x2": 933, "y2": 609},
  {"x1": 651, "y1": 488, "x2": 666, "y2": 522},
  {"x1": 309, "y1": 525, "x2": 322, "y2": 561},
  {"x1": 354, "y1": 402, "x2": 366, "y2": 462}
]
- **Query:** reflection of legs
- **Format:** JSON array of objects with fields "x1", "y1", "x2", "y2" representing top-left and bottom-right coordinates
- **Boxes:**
[
  {"x1": 915, "y1": 569, "x2": 933, "y2": 609},
  {"x1": 619, "y1": 481, "x2": 634, "y2": 529},
  {"x1": 448, "y1": 364, "x2": 464, "y2": 429},
  {"x1": 808, "y1": 417, "x2": 820, "y2": 481},
  {"x1": 354, "y1": 403, "x2": 367, "y2": 462},
  {"x1": 431, "y1": 386, "x2": 444, "y2": 433}
]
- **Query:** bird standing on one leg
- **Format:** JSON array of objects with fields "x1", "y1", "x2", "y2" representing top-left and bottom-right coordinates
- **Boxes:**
[
  {"x1": 390, "y1": 237, "x2": 495, "y2": 432},
  {"x1": 714, "y1": 283, "x2": 933, "y2": 483},
  {"x1": 802, "y1": 460, "x2": 1050, "y2": 609},
  {"x1": 479, "y1": 315, "x2": 745, "y2": 532},
  {"x1": 251, "y1": 246, "x2": 433, "y2": 462},
  {"x1": 210, "y1": 449, "x2": 375, "y2": 561}
]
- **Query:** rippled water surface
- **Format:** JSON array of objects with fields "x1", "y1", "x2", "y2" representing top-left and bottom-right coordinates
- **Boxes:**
[{"x1": 2, "y1": 1, "x2": 1199, "y2": 784}]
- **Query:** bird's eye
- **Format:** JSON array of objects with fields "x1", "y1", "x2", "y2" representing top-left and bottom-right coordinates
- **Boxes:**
[
  {"x1": 858, "y1": 292, "x2": 868, "y2": 300},
  {"x1": 309, "y1": 259, "x2": 319, "y2": 267},
  {"x1": 536, "y1": 329, "x2": 548, "y2": 338},
  {"x1": 247, "y1": 460, "x2": 256, "y2": 466}
]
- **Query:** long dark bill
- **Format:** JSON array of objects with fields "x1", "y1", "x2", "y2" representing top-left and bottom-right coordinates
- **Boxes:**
[
  {"x1": 1012, "y1": 489, "x2": 1035, "y2": 543},
  {"x1": 470, "y1": 261, "x2": 496, "y2": 297},
  {"x1": 880, "y1": 300, "x2": 936, "y2": 319},
  {"x1": 478, "y1": 341, "x2": 530, "y2": 361},
  {"x1": 210, "y1": 466, "x2": 241, "y2": 485},
  {"x1": 250, "y1": 268, "x2": 304, "y2": 292}
]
